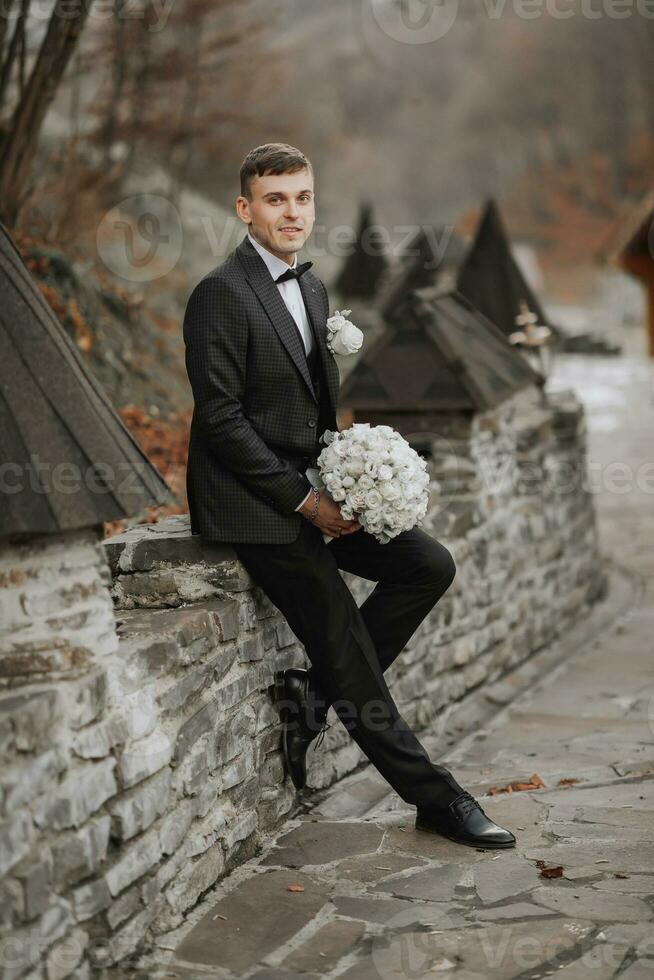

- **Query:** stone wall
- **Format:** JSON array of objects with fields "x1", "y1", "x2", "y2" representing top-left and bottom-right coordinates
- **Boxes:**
[{"x1": 0, "y1": 386, "x2": 606, "y2": 978}]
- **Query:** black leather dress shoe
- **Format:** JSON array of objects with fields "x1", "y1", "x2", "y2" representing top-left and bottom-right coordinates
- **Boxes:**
[
  {"x1": 415, "y1": 791, "x2": 516, "y2": 849},
  {"x1": 273, "y1": 668, "x2": 330, "y2": 791}
]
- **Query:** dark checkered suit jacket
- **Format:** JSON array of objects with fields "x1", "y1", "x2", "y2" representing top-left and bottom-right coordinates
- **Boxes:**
[{"x1": 183, "y1": 233, "x2": 341, "y2": 543}]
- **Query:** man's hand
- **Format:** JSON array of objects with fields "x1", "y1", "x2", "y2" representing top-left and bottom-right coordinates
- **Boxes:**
[{"x1": 299, "y1": 489, "x2": 361, "y2": 538}]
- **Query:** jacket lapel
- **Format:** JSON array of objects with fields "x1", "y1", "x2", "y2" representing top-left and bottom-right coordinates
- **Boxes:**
[
  {"x1": 236, "y1": 235, "x2": 339, "y2": 419},
  {"x1": 237, "y1": 236, "x2": 317, "y2": 401},
  {"x1": 298, "y1": 275, "x2": 340, "y2": 418}
]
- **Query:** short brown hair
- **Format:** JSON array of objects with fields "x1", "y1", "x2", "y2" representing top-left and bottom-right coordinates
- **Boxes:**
[{"x1": 240, "y1": 143, "x2": 313, "y2": 199}]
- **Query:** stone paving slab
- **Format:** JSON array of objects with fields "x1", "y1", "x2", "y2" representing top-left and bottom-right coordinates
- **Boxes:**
[
  {"x1": 173, "y1": 869, "x2": 330, "y2": 975},
  {"x1": 260, "y1": 820, "x2": 385, "y2": 867}
]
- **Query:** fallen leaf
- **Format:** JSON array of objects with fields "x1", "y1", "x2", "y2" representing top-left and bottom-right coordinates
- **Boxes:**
[
  {"x1": 287, "y1": 884, "x2": 305, "y2": 893},
  {"x1": 488, "y1": 773, "x2": 546, "y2": 795}
]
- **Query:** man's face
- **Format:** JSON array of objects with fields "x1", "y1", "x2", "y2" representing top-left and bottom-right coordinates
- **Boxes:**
[{"x1": 236, "y1": 168, "x2": 315, "y2": 264}]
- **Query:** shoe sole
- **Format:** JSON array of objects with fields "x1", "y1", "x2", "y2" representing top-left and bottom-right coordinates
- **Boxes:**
[
  {"x1": 273, "y1": 670, "x2": 305, "y2": 792},
  {"x1": 415, "y1": 819, "x2": 516, "y2": 849}
]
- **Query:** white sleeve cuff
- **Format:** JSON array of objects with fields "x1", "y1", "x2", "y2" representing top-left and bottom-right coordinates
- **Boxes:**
[{"x1": 294, "y1": 487, "x2": 313, "y2": 511}]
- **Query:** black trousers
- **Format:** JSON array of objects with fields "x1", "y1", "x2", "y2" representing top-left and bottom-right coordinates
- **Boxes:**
[{"x1": 232, "y1": 518, "x2": 466, "y2": 810}]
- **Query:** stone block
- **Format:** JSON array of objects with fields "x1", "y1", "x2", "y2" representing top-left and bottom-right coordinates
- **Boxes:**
[
  {"x1": 0, "y1": 811, "x2": 35, "y2": 877},
  {"x1": 0, "y1": 690, "x2": 61, "y2": 753},
  {"x1": 91, "y1": 906, "x2": 155, "y2": 966},
  {"x1": 183, "y1": 805, "x2": 233, "y2": 859},
  {"x1": 220, "y1": 750, "x2": 253, "y2": 791},
  {"x1": 45, "y1": 927, "x2": 88, "y2": 980},
  {"x1": 237, "y1": 632, "x2": 265, "y2": 663},
  {"x1": 71, "y1": 715, "x2": 127, "y2": 761},
  {"x1": 51, "y1": 816, "x2": 110, "y2": 887},
  {"x1": 159, "y1": 799, "x2": 195, "y2": 857},
  {"x1": 274, "y1": 620, "x2": 298, "y2": 649},
  {"x1": 107, "y1": 768, "x2": 172, "y2": 840},
  {"x1": 116, "y1": 731, "x2": 172, "y2": 789},
  {"x1": 174, "y1": 739, "x2": 216, "y2": 797},
  {"x1": 104, "y1": 825, "x2": 162, "y2": 897},
  {"x1": 71, "y1": 878, "x2": 112, "y2": 922},
  {"x1": 210, "y1": 600, "x2": 240, "y2": 641},
  {"x1": 34, "y1": 760, "x2": 117, "y2": 831},
  {"x1": 105, "y1": 883, "x2": 142, "y2": 931},
  {"x1": 163, "y1": 841, "x2": 225, "y2": 918},
  {"x1": 13, "y1": 851, "x2": 53, "y2": 921},
  {"x1": 174, "y1": 699, "x2": 221, "y2": 765},
  {"x1": 1, "y1": 749, "x2": 67, "y2": 813},
  {"x1": 0, "y1": 876, "x2": 24, "y2": 927},
  {"x1": 222, "y1": 809, "x2": 258, "y2": 852},
  {"x1": 69, "y1": 671, "x2": 107, "y2": 730}
]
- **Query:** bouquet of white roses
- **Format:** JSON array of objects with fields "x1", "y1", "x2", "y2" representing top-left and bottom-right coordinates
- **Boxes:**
[{"x1": 307, "y1": 423, "x2": 431, "y2": 544}]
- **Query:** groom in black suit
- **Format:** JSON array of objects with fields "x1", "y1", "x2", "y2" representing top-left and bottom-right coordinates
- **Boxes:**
[{"x1": 183, "y1": 142, "x2": 515, "y2": 848}]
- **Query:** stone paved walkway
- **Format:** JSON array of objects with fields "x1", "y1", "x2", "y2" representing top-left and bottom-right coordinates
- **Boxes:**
[{"x1": 143, "y1": 329, "x2": 654, "y2": 978}]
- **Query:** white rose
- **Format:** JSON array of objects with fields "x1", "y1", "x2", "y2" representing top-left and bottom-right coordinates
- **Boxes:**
[
  {"x1": 364, "y1": 489, "x2": 383, "y2": 510},
  {"x1": 344, "y1": 459, "x2": 366, "y2": 480},
  {"x1": 379, "y1": 481, "x2": 401, "y2": 501},
  {"x1": 350, "y1": 489, "x2": 368, "y2": 508}
]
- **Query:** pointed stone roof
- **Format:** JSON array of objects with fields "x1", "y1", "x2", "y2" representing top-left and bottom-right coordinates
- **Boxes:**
[
  {"x1": 456, "y1": 199, "x2": 557, "y2": 339},
  {"x1": 334, "y1": 201, "x2": 389, "y2": 301},
  {"x1": 0, "y1": 221, "x2": 171, "y2": 538},
  {"x1": 375, "y1": 224, "x2": 467, "y2": 325},
  {"x1": 339, "y1": 286, "x2": 542, "y2": 413}
]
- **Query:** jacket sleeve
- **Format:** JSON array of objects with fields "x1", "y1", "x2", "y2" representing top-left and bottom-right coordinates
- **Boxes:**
[{"x1": 183, "y1": 275, "x2": 312, "y2": 516}]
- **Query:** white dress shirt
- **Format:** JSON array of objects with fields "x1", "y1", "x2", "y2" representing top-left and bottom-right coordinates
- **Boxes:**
[{"x1": 246, "y1": 231, "x2": 316, "y2": 514}]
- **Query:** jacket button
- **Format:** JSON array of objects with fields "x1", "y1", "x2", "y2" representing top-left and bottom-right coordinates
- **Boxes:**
[{"x1": 307, "y1": 419, "x2": 316, "y2": 428}]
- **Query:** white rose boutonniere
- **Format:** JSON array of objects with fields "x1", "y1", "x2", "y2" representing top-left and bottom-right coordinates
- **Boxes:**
[{"x1": 326, "y1": 309, "x2": 364, "y2": 356}]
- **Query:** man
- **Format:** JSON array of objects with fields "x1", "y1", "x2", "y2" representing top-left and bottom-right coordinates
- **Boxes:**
[{"x1": 183, "y1": 142, "x2": 515, "y2": 849}]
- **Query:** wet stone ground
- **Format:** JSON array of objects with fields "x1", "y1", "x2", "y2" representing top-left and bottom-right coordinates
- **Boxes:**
[{"x1": 139, "y1": 329, "x2": 654, "y2": 978}]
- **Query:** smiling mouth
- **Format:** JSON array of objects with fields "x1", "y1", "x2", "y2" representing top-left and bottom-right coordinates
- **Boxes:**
[{"x1": 279, "y1": 227, "x2": 302, "y2": 233}]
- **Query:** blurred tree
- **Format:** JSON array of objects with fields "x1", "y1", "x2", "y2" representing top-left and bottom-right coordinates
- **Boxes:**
[
  {"x1": 0, "y1": 0, "x2": 93, "y2": 224},
  {"x1": 87, "y1": 0, "x2": 264, "y2": 206}
]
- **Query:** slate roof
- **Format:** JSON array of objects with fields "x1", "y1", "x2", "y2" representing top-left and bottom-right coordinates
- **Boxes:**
[
  {"x1": 456, "y1": 199, "x2": 558, "y2": 339},
  {"x1": 340, "y1": 285, "x2": 543, "y2": 413},
  {"x1": 0, "y1": 221, "x2": 171, "y2": 538},
  {"x1": 375, "y1": 225, "x2": 467, "y2": 325},
  {"x1": 334, "y1": 201, "x2": 389, "y2": 300}
]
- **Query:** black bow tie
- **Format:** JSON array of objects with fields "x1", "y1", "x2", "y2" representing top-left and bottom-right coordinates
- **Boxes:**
[{"x1": 275, "y1": 261, "x2": 313, "y2": 284}]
